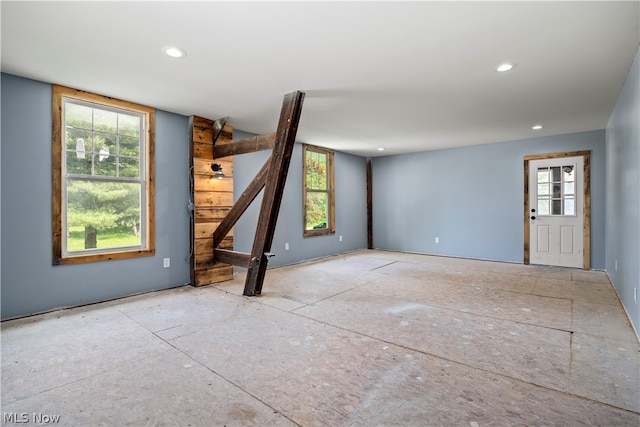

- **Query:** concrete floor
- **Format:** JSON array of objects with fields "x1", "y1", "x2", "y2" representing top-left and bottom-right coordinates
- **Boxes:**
[{"x1": 2, "y1": 249, "x2": 639, "y2": 426}]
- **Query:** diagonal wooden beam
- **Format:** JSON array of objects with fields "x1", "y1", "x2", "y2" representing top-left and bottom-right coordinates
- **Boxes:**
[
  {"x1": 244, "y1": 91, "x2": 305, "y2": 296},
  {"x1": 214, "y1": 132, "x2": 276, "y2": 159},
  {"x1": 211, "y1": 157, "x2": 271, "y2": 249}
]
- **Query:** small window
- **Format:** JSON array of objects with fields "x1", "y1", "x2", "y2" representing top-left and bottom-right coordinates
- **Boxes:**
[
  {"x1": 303, "y1": 144, "x2": 335, "y2": 237},
  {"x1": 52, "y1": 85, "x2": 155, "y2": 264},
  {"x1": 536, "y1": 164, "x2": 575, "y2": 216}
]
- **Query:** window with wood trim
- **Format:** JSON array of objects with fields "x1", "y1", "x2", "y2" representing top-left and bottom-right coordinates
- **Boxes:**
[
  {"x1": 52, "y1": 85, "x2": 155, "y2": 265},
  {"x1": 303, "y1": 144, "x2": 335, "y2": 237}
]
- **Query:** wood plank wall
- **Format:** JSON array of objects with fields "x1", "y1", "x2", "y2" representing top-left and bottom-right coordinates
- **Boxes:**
[{"x1": 190, "y1": 116, "x2": 234, "y2": 286}]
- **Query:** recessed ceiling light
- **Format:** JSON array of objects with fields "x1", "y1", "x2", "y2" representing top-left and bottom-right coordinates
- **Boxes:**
[
  {"x1": 162, "y1": 46, "x2": 187, "y2": 59},
  {"x1": 532, "y1": 125, "x2": 543, "y2": 130},
  {"x1": 496, "y1": 63, "x2": 515, "y2": 72},
  {"x1": 378, "y1": 148, "x2": 385, "y2": 151}
]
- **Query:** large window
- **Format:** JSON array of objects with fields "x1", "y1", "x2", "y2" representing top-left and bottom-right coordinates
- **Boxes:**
[
  {"x1": 303, "y1": 144, "x2": 335, "y2": 237},
  {"x1": 52, "y1": 85, "x2": 155, "y2": 264}
]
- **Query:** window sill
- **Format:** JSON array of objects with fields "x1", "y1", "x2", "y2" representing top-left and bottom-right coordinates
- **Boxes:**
[{"x1": 53, "y1": 248, "x2": 155, "y2": 265}]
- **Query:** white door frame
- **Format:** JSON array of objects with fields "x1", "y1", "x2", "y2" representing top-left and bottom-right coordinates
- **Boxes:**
[{"x1": 524, "y1": 150, "x2": 591, "y2": 269}]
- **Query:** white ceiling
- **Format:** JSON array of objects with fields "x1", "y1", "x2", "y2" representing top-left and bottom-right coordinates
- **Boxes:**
[{"x1": 2, "y1": 1, "x2": 639, "y2": 157}]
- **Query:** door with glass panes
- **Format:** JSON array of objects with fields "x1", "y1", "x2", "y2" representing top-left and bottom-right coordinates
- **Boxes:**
[{"x1": 529, "y1": 156, "x2": 584, "y2": 268}]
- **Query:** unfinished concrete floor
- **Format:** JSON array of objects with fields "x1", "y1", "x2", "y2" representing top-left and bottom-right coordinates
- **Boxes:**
[{"x1": 2, "y1": 249, "x2": 639, "y2": 426}]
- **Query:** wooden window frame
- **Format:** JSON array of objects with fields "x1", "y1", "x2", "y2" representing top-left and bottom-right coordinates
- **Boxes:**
[
  {"x1": 303, "y1": 144, "x2": 335, "y2": 237},
  {"x1": 52, "y1": 85, "x2": 155, "y2": 265}
]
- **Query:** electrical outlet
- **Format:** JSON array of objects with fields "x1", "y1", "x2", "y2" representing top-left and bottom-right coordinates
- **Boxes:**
[
  {"x1": 634, "y1": 288, "x2": 637, "y2": 303},
  {"x1": 615, "y1": 260, "x2": 618, "y2": 271},
  {"x1": 285, "y1": 243, "x2": 289, "y2": 251},
  {"x1": 435, "y1": 237, "x2": 440, "y2": 244},
  {"x1": 339, "y1": 235, "x2": 343, "y2": 242},
  {"x1": 163, "y1": 258, "x2": 170, "y2": 268}
]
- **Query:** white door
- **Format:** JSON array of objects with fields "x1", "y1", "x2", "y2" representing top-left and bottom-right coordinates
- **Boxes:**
[{"x1": 529, "y1": 156, "x2": 584, "y2": 268}]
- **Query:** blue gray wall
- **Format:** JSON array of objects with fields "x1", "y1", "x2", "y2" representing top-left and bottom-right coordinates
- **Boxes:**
[
  {"x1": 0, "y1": 69, "x2": 631, "y2": 327},
  {"x1": 605, "y1": 47, "x2": 639, "y2": 336},
  {"x1": 1, "y1": 73, "x2": 192, "y2": 319},
  {"x1": 232, "y1": 131, "x2": 368, "y2": 267},
  {"x1": 372, "y1": 130, "x2": 606, "y2": 268}
]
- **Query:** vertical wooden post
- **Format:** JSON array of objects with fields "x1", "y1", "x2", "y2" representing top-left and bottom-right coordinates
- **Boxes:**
[
  {"x1": 367, "y1": 157, "x2": 373, "y2": 249},
  {"x1": 189, "y1": 116, "x2": 234, "y2": 286},
  {"x1": 244, "y1": 91, "x2": 305, "y2": 296}
]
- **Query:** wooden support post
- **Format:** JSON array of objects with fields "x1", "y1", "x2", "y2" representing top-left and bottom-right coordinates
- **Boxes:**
[
  {"x1": 189, "y1": 116, "x2": 235, "y2": 287},
  {"x1": 367, "y1": 157, "x2": 373, "y2": 249},
  {"x1": 243, "y1": 91, "x2": 305, "y2": 296},
  {"x1": 191, "y1": 91, "x2": 304, "y2": 293}
]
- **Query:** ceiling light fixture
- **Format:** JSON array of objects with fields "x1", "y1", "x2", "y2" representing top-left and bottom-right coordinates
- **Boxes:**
[
  {"x1": 378, "y1": 148, "x2": 385, "y2": 151},
  {"x1": 532, "y1": 125, "x2": 543, "y2": 130},
  {"x1": 162, "y1": 46, "x2": 187, "y2": 59},
  {"x1": 496, "y1": 63, "x2": 515, "y2": 72}
]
